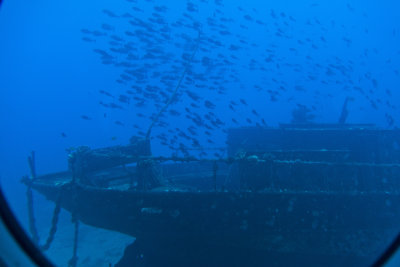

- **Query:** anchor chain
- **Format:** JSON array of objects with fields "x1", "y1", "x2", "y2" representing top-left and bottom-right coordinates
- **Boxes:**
[
  {"x1": 25, "y1": 178, "x2": 63, "y2": 252},
  {"x1": 68, "y1": 170, "x2": 80, "y2": 267},
  {"x1": 40, "y1": 191, "x2": 62, "y2": 251},
  {"x1": 26, "y1": 178, "x2": 39, "y2": 245},
  {"x1": 68, "y1": 217, "x2": 79, "y2": 267},
  {"x1": 26, "y1": 151, "x2": 62, "y2": 251}
]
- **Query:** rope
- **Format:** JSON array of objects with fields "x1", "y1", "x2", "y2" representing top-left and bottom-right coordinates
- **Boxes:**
[
  {"x1": 145, "y1": 31, "x2": 201, "y2": 140},
  {"x1": 138, "y1": 155, "x2": 234, "y2": 163}
]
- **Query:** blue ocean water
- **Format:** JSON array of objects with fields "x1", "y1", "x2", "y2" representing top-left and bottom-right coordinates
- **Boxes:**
[{"x1": 0, "y1": 0, "x2": 399, "y2": 266}]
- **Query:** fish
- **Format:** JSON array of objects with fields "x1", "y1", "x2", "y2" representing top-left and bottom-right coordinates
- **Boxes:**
[
  {"x1": 251, "y1": 109, "x2": 259, "y2": 116},
  {"x1": 80, "y1": 28, "x2": 92, "y2": 34},
  {"x1": 102, "y1": 9, "x2": 118, "y2": 18},
  {"x1": 82, "y1": 37, "x2": 95, "y2": 42},
  {"x1": 239, "y1": 98, "x2": 248, "y2": 105},
  {"x1": 79, "y1": 0, "x2": 396, "y2": 149},
  {"x1": 81, "y1": 115, "x2": 92, "y2": 120},
  {"x1": 101, "y1": 23, "x2": 115, "y2": 31},
  {"x1": 99, "y1": 90, "x2": 114, "y2": 97},
  {"x1": 204, "y1": 100, "x2": 216, "y2": 109}
]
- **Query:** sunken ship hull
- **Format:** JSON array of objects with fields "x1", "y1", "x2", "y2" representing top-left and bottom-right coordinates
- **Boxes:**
[{"x1": 25, "y1": 124, "x2": 400, "y2": 266}]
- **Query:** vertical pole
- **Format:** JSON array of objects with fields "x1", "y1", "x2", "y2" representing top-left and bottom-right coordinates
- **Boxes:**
[
  {"x1": 28, "y1": 151, "x2": 37, "y2": 179},
  {"x1": 213, "y1": 161, "x2": 218, "y2": 192}
]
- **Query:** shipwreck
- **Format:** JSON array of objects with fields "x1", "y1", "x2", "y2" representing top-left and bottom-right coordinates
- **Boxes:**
[{"x1": 21, "y1": 121, "x2": 400, "y2": 266}]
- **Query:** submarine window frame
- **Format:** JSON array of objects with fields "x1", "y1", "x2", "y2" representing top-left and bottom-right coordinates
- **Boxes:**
[
  {"x1": 0, "y1": 0, "x2": 399, "y2": 265},
  {"x1": 0, "y1": 187, "x2": 55, "y2": 267}
]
